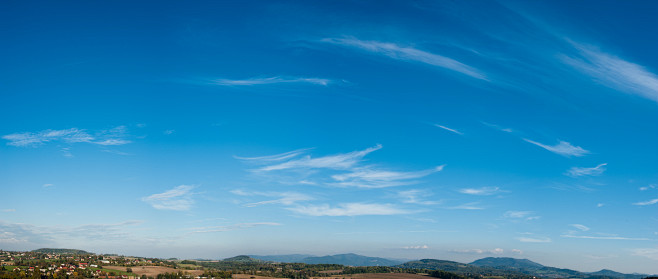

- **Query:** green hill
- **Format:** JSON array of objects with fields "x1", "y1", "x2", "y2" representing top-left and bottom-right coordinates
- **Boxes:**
[{"x1": 32, "y1": 248, "x2": 92, "y2": 255}]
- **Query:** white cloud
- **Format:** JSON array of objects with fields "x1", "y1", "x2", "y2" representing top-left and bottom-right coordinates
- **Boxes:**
[
  {"x1": 403, "y1": 245, "x2": 429, "y2": 250},
  {"x1": 434, "y1": 124, "x2": 464, "y2": 135},
  {"x1": 523, "y1": 139, "x2": 589, "y2": 157},
  {"x1": 230, "y1": 190, "x2": 314, "y2": 207},
  {"x1": 2, "y1": 209, "x2": 16, "y2": 212},
  {"x1": 398, "y1": 190, "x2": 440, "y2": 205},
  {"x1": 518, "y1": 237, "x2": 552, "y2": 243},
  {"x1": 142, "y1": 185, "x2": 196, "y2": 211},
  {"x1": 504, "y1": 211, "x2": 540, "y2": 221},
  {"x1": 3, "y1": 128, "x2": 93, "y2": 147},
  {"x1": 449, "y1": 202, "x2": 485, "y2": 210},
  {"x1": 571, "y1": 224, "x2": 590, "y2": 231},
  {"x1": 639, "y1": 184, "x2": 657, "y2": 191},
  {"x1": 633, "y1": 198, "x2": 658, "y2": 206},
  {"x1": 43, "y1": 184, "x2": 54, "y2": 188},
  {"x1": 3, "y1": 126, "x2": 132, "y2": 148},
  {"x1": 188, "y1": 222, "x2": 281, "y2": 233},
  {"x1": 94, "y1": 139, "x2": 132, "y2": 146},
  {"x1": 212, "y1": 76, "x2": 332, "y2": 86},
  {"x1": 259, "y1": 144, "x2": 382, "y2": 171},
  {"x1": 597, "y1": 203, "x2": 605, "y2": 207},
  {"x1": 164, "y1": 130, "x2": 175, "y2": 135},
  {"x1": 458, "y1": 186, "x2": 501, "y2": 195},
  {"x1": 561, "y1": 234, "x2": 649, "y2": 241},
  {"x1": 330, "y1": 165, "x2": 444, "y2": 189},
  {"x1": 565, "y1": 163, "x2": 607, "y2": 177},
  {"x1": 235, "y1": 148, "x2": 311, "y2": 162},
  {"x1": 451, "y1": 248, "x2": 505, "y2": 254},
  {"x1": 288, "y1": 203, "x2": 411, "y2": 216},
  {"x1": 632, "y1": 247, "x2": 658, "y2": 260},
  {"x1": 562, "y1": 42, "x2": 658, "y2": 103},
  {"x1": 322, "y1": 37, "x2": 488, "y2": 80}
]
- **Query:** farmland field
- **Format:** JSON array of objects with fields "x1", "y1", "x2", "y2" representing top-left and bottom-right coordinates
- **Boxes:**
[{"x1": 104, "y1": 266, "x2": 205, "y2": 277}]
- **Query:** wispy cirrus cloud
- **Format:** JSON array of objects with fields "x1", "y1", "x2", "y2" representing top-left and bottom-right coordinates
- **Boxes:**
[
  {"x1": 503, "y1": 211, "x2": 540, "y2": 221},
  {"x1": 398, "y1": 190, "x2": 441, "y2": 205},
  {"x1": 212, "y1": 76, "x2": 333, "y2": 86},
  {"x1": 561, "y1": 41, "x2": 658, "y2": 103},
  {"x1": 571, "y1": 224, "x2": 590, "y2": 231},
  {"x1": 329, "y1": 165, "x2": 444, "y2": 189},
  {"x1": 451, "y1": 248, "x2": 511, "y2": 255},
  {"x1": 230, "y1": 190, "x2": 314, "y2": 207},
  {"x1": 235, "y1": 148, "x2": 312, "y2": 162},
  {"x1": 402, "y1": 245, "x2": 429, "y2": 250},
  {"x1": 561, "y1": 234, "x2": 650, "y2": 241},
  {"x1": 434, "y1": 124, "x2": 464, "y2": 135},
  {"x1": 523, "y1": 139, "x2": 589, "y2": 157},
  {"x1": 448, "y1": 202, "x2": 485, "y2": 210},
  {"x1": 632, "y1": 247, "x2": 658, "y2": 260},
  {"x1": 639, "y1": 184, "x2": 657, "y2": 191},
  {"x1": 288, "y1": 203, "x2": 412, "y2": 216},
  {"x1": 565, "y1": 163, "x2": 607, "y2": 177},
  {"x1": 633, "y1": 198, "x2": 658, "y2": 206},
  {"x1": 142, "y1": 185, "x2": 196, "y2": 211},
  {"x1": 517, "y1": 236, "x2": 551, "y2": 243},
  {"x1": 322, "y1": 37, "x2": 488, "y2": 81},
  {"x1": 188, "y1": 222, "x2": 281, "y2": 234},
  {"x1": 238, "y1": 145, "x2": 442, "y2": 189},
  {"x1": 458, "y1": 186, "x2": 501, "y2": 196},
  {"x1": 3, "y1": 126, "x2": 132, "y2": 148},
  {"x1": 256, "y1": 144, "x2": 382, "y2": 171}
]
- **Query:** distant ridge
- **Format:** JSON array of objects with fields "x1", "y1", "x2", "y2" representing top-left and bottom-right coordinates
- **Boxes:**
[
  {"x1": 470, "y1": 257, "x2": 543, "y2": 269},
  {"x1": 249, "y1": 254, "x2": 315, "y2": 263},
  {"x1": 249, "y1": 253, "x2": 402, "y2": 266},
  {"x1": 302, "y1": 253, "x2": 402, "y2": 266},
  {"x1": 32, "y1": 248, "x2": 91, "y2": 255},
  {"x1": 222, "y1": 255, "x2": 262, "y2": 263}
]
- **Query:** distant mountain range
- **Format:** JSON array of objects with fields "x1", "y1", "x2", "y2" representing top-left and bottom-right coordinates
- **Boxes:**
[
  {"x1": 248, "y1": 254, "x2": 653, "y2": 279},
  {"x1": 249, "y1": 253, "x2": 403, "y2": 266}
]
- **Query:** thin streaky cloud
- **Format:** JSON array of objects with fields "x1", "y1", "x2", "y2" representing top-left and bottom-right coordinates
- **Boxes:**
[
  {"x1": 234, "y1": 148, "x2": 312, "y2": 162},
  {"x1": 3, "y1": 127, "x2": 132, "y2": 147},
  {"x1": 434, "y1": 124, "x2": 464, "y2": 135},
  {"x1": 448, "y1": 202, "x2": 485, "y2": 210},
  {"x1": 633, "y1": 198, "x2": 658, "y2": 206},
  {"x1": 518, "y1": 237, "x2": 552, "y2": 243},
  {"x1": 458, "y1": 186, "x2": 501, "y2": 196},
  {"x1": 329, "y1": 165, "x2": 444, "y2": 189},
  {"x1": 230, "y1": 191, "x2": 314, "y2": 207},
  {"x1": 288, "y1": 203, "x2": 411, "y2": 216},
  {"x1": 188, "y1": 222, "x2": 281, "y2": 234},
  {"x1": 398, "y1": 190, "x2": 441, "y2": 205},
  {"x1": 322, "y1": 37, "x2": 488, "y2": 81},
  {"x1": 523, "y1": 139, "x2": 589, "y2": 157},
  {"x1": 141, "y1": 185, "x2": 195, "y2": 211},
  {"x1": 212, "y1": 76, "x2": 332, "y2": 86},
  {"x1": 566, "y1": 163, "x2": 607, "y2": 177},
  {"x1": 561, "y1": 234, "x2": 650, "y2": 241},
  {"x1": 571, "y1": 224, "x2": 590, "y2": 231},
  {"x1": 259, "y1": 144, "x2": 382, "y2": 171},
  {"x1": 562, "y1": 41, "x2": 658, "y2": 103}
]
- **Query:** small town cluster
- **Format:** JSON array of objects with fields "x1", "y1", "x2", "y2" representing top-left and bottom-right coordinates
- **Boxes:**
[{"x1": 0, "y1": 249, "x2": 180, "y2": 279}]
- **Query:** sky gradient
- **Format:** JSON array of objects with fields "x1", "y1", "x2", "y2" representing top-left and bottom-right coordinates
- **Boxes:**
[{"x1": 1, "y1": 0, "x2": 658, "y2": 274}]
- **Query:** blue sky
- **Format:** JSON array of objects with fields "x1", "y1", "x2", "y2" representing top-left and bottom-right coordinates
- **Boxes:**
[{"x1": 1, "y1": 0, "x2": 658, "y2": 274}]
